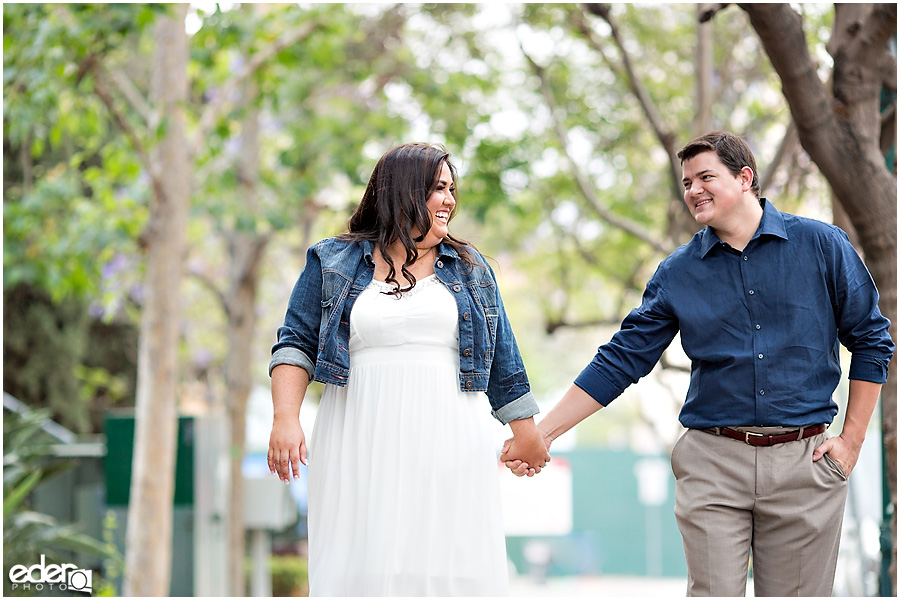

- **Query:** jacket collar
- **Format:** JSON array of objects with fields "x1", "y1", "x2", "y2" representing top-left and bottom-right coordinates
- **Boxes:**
[
  {"x1": 436, "y1": 240, "x2": 460, "y2": 260},
  {"x1": 700, "y1": 198, "x2": 788, "y2": 258},
  {"x1": 359, "y1": 238, "x2": 460, "y2": 263}
]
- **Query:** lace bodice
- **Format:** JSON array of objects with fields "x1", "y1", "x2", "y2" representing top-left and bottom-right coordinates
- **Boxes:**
[{"x1": 367, "y1": 273, "x2": 444, "y2": 299}]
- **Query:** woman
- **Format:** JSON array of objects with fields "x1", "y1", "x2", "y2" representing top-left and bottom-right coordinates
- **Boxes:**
[{"x1": 267, "y1": 142, "x2": 549, "y2": 596}]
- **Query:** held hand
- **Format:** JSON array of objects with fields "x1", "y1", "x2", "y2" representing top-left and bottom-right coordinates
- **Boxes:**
[
  {"x1": 267, "y1": 416, "x2": 308, "y2": 483},
  {"x1": 812, "y1": 434, "x2": 861, "y2": 477},
  {"x1": 500, "y1": 437, "x2": 535, "y2": 477},
  {"x1": 500, "y1": 431, "x2": 551, "y2": 477}
]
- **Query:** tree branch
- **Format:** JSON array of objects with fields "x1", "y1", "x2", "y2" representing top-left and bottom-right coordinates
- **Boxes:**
[
  {"x1": 545, "y1": 316, "x2": 625, "y2": 335},
  {"x1": 231, "y1": 232, "x2": 272, "y2": 290},
  {"x1": 738, "y1": 5, "x2": 840, "y2": 170},
  {"x1": 883, "y1": 55, "x2": 898, "y2": 93},
  {"x1": 740, "y1": 2, "x2": 896, "y2": 240},
  {"x1": 520, "y1": 46, "x2": 676, "y2": 256},
  {"x1": 187, "y1": 266, "x2": 231, "y2": 319},
  {"x1": 109, "y1": 68, "x2": 153, "y2": 125},
  {"x1": 759, "y1": 120, "x2": 798, "y2": 196},
  {"x1": 192, "y1": 20, "x2": 322, "y2": 156},
  {"x1": 698, "y1": 3, "x2": 730, "y2": 23},
  {"x1": 577, "y1": 4, "x2": 684, "y2": 204},
  {"x1": 86, "y1": 56, "x2": 168, "y2": 218},
  {"x1": 846, "y1": 3, "x2": 898, "y2": 64}
]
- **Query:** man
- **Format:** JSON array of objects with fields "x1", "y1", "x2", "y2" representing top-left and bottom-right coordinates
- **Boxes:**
[{"x1": 503, "y1": 131, "x2": 894, "y2": 596}]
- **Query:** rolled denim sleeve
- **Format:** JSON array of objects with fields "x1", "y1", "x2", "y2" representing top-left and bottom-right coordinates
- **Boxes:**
[
  {"x1": 269, "y1": 244, "x2": 323, "y2": 381},
  {"x1": 492, "y1": 390, "x2": 539, "y2": 425},
  {"x1": 268, "y1": 347, "x2": 315, "y2": 379}
]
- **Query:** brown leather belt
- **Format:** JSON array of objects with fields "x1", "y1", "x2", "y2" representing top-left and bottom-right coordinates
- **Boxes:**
[{"x1": 702, "y1": 424, "x2": 827, "y2": 446}]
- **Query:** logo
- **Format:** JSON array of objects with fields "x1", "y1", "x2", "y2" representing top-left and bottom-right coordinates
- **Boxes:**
[{"x1": 8, "y1": 555, "x2": 92, "y2": 594}]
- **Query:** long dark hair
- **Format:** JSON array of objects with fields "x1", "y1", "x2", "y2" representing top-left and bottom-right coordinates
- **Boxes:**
[{"x1": 340, "y1": 142, "x2": 476, "y2": 294}]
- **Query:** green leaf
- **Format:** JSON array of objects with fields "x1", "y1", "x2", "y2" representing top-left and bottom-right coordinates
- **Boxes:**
[{"x1": 3, "y1": 470, "x2": 43, "y2": 514}]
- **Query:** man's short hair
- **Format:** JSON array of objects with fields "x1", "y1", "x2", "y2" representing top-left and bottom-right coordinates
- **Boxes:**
[{"x1": 677, "y1": 131, "x2": 760, "y2": 197}]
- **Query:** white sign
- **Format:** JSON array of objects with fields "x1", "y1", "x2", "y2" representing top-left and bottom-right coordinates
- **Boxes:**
[
  {"x1": 634, "y1": 457, "x2": 670, "y2": 507},
  {"x1": 500, "y1": 458, "x2": 573, "y2": 536}
]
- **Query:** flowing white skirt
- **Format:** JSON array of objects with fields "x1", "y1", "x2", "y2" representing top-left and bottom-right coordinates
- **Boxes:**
[{"x1": 307, "y1": 342, "x2": 509, "y2": 596}]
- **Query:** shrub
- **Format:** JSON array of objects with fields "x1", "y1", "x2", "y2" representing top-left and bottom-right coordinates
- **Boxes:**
[{"x1": 246, "y1": 554, "x2": 309, "y2": 597}]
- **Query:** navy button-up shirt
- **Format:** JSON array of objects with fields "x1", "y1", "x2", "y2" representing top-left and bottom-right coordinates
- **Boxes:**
[{"x1": 574, "y1": 200, "x2": 894, "y2": 429}]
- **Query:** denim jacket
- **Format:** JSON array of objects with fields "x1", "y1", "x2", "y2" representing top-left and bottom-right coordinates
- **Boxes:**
[{"x1": 269, "y1": 237, "x2": 539, "y2": 425}]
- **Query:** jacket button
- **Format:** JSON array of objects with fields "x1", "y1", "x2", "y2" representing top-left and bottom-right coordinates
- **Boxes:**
[
  {"x1": 453, "y1": 285, "x2": 461, "y2": 292},
  {"x1": 436, "y1": 260, "x2": 444, "y2": 268},
  {"x1": 463, "y1": 348, "x2": 472, "y2": 357},
  {"x1": 463, "y1": 312, "x2": 470, "y2": 320},
  {"x1": 465, "y1": 381, "x2": 473, "y2": 389}
]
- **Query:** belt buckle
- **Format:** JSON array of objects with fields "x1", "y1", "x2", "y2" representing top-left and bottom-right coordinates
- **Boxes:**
[{"x1": 744, "y1": 431, "x2": 764, "y2": 445}]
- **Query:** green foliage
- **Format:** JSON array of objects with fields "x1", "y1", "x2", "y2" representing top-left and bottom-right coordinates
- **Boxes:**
[
  {"x1": 3, "y1": 407, "x2": 123, "y2": 597},
  {"x1": 3, "y1": 285, "x2": 91, "y2": 433},
  {"x1": 3, "y1": 284, "x2": 138, "y2": 434},
  {"x1": 4, "y1": 4, "x2": 151, "y2": 304},
  {"x1": 244, "y1": 554, "x2": 309, "y2": 596}
]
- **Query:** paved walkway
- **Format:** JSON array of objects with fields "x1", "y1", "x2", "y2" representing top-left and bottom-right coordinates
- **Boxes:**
[{"x1": 510, "y1": 575, "x2": 756, "y2": 597}]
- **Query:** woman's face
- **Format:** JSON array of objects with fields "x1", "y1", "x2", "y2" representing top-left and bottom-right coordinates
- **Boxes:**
[{"x1": 417, "y1": 161, "x2": 456, "y2": 248}]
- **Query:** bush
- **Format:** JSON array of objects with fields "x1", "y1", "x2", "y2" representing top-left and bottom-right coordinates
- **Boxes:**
[{"x1": 246, "y1": 554, "x2": 309, "y2": 597}]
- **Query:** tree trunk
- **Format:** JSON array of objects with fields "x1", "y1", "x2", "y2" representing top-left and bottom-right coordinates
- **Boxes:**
[
  {"x1": 226, "y1": 83, "x2": 266, "y2": 596},
  {"x1": 123, "y1": 4, "x2": 189, "y2": 597},
  {"x1": 739, "y1": 3, "x2": 897, "y2": 592},
  {"x1": 695, "y1": 4, "x2": 714, "y2": 137}
]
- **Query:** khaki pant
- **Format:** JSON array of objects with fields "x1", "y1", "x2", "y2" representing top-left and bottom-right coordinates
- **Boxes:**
[{"x1": 671, "y1": 427, "x2": 849, "y2": 597}]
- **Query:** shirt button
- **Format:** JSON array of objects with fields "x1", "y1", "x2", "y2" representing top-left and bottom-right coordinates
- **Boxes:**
[
  {"x1": 436, "y1": 260, "x2": 444, "y2": 268},
  {"x1": 465, "y1": 381, "x2": 473, "y2": 389},
  {"x1": 759, "y1": 390, "x2": 765, "y2": 396},
  {"x1": 758, "y1": 354, "x2": 764, "y2": 359},
  {"x1": 756, "y1": 324, "x2": 761, "y2": 330},
  {"x1": 743, "y1": 256, "x2": 748, "y2": 261},
  {"x1": 453, "y1": 285, "x2": 461, "y2": 292},
  {"x1": 748, "y1": 290, "x2": 755, "y2": 295},
  {"x1": 463, "y1": 312, "x2": 470, "y2": 320},
  {"x1": 463, "y1": 348, "x2": 472, "y2": 357}
]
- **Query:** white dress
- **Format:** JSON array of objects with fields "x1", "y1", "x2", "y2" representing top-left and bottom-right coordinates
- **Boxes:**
[{"x1": 307, "y1": 274, "x2": 509, "y2": 597}]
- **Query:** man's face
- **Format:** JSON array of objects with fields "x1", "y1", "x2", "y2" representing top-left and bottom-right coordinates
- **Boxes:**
[{"x1": 681, "y1": 151, "x2": 747, "y2": 228}]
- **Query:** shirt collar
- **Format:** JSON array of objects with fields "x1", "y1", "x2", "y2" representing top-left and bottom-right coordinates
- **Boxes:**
[{"x1": 699, "y1": 198, "x2": 788, "y2": 258}]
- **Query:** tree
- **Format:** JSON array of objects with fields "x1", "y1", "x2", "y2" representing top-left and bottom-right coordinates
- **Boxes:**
[
  {"x1": 732, "y1": 3, "x2": 898, "y2": 591},
  {"x1": 120, "y1": 5, "x2": 189, "y2": 596},
  {"x1": 3, "y1": 4, "x2": 149, "y2": 435}
]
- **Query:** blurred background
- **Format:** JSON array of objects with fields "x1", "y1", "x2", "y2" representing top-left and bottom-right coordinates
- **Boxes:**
[{"x1": 3, "y1": 2, "x2": 896, "y2": 597}]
